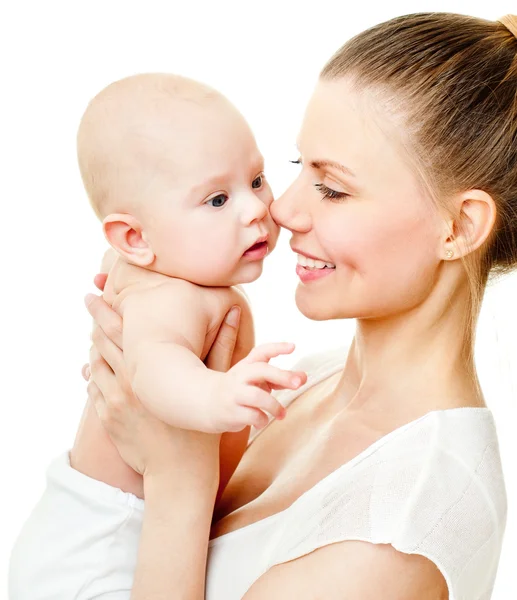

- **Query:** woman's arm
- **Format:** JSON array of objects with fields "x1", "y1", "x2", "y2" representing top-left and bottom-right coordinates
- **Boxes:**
[
  {"x1": 86, "y1": 296, "x2": 240, "y2": 599},
  {"x1": 133, "y1": 460, "x2": 217, "y2": 599},
  {"x1": 242, "y1": 540, "x2": 448, "y2": 599}
]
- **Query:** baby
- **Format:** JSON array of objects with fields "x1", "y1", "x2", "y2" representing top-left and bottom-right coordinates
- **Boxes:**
[{"x1": 77, "y1": 73, "x2": 307, "y2": 492}]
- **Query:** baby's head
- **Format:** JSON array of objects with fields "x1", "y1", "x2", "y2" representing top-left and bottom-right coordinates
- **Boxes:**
[{"x1": 78, "y1": 73, "x2": 279, "y2": 286}]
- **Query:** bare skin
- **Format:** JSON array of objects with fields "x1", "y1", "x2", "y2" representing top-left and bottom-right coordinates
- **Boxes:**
[
  {"x1": 72, "y1": 74, "x2": 308, "y2": 497},
  {"x1": 73, "y1": 268, "x2": 264, "y2": 499},
  {"x1": 73, "y1": 238, "x2": 256, "y2": 492},
  {"x1": 84, "y1": 78, "x2": 497, "y2": 597},
  {"x1": 86, "y1": 293, "x2": 450, "y2": 599}
]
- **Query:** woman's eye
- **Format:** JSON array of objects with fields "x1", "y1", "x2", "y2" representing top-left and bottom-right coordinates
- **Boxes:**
[
  {"x1": 252, "y1": 174, "x2": 264, "y2": 189},
  {"x1": 289, "y1": 158, "x2": 302, "y2": 165},
  {"x1": 314, "y1": 182, "x2": 349, "y2": 202},
  {"x1": 206, "y1": 193, "x2": 228, "y2": 208}
]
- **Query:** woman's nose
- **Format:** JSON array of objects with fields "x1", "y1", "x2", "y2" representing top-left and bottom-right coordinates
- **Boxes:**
[{"x1": 271, "y1": 183, "x2": 311, "y2": 233}]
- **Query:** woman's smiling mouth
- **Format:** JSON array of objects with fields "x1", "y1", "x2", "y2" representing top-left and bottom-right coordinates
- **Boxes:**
[{"x1": 293, "y1": 250, "x2": 336, "y2": 283}]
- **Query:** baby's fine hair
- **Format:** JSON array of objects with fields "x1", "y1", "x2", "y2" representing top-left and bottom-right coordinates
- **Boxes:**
[{"x1": 77, "y1": 73, "x2": 222, "y2": 220}]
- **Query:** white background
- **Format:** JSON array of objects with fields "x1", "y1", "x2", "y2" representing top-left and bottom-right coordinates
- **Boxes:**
[{"x1": 1, "y1": 0, "x2": 516, "y2": 597}]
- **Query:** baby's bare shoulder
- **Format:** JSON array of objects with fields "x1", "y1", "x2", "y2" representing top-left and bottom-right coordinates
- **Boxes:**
[
  {"x1": 121, "y1": 276, "x2": 205, "y2": 308},
  {"x1": 114, "y1": 273, "x2": 252, "y2": 331},
  {"x1": 198, "y1": 285, "x2": 254, "y2": 343},
  {"x1": 151, "y1": 283, "x2": 253, "y2": 335},
  {"x1": 197, "y1": 284, "x2": 252, "y2": 316},
  {"x1": 119, "y1": 281, "x2": 254, "y2": 356}
]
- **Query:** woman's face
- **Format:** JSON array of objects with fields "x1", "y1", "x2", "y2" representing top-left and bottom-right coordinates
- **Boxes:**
[{"x1": 271, "y1": 79, "x2": 445, "y2": 321}]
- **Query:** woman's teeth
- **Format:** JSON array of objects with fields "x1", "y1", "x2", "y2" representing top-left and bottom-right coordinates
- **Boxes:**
[{"x1": 296, "y1": 254, "x2": 336, "y2": 269}]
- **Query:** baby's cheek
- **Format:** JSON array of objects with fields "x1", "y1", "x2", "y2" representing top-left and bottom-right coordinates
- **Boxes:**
[{"x1": 268, "y1": 219, "x2": 280, "y2": 248}]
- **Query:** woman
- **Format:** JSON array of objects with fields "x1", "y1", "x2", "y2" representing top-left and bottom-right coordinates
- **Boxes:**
[{"x1": 10, "y1": 12, "x2": 514, "y2": 600}]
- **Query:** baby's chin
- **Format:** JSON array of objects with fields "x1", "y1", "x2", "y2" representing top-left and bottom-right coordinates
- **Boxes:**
[
  {"x1": 188, "y1": 252, "x2": 273, "y2": 287},
  {"x1": 225, "y1": 259, "x2": 266, "y2": 287}
]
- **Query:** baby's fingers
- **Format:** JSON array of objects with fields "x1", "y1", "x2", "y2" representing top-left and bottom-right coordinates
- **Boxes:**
[
  {"x1": 242, "y1": 388, "x2": 287, "y2": 421},
  {"x1": 244, "y1": 342, "x2": 295, "y2": 364},
  {"x1": 246, "y1": 363, "x2": 307, "y2": 391},
  {"x1": 227, "y1": 407, "x2": 270, "y2": 431},
  {"x1": 239, "y1": 406, "x2": 269, "y2": 429}
]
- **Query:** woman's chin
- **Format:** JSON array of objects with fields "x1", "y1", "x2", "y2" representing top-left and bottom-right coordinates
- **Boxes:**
[
  {"x1": 295, "y1": 285, "x2": 371, "y2": 321},
  {"x1": 295, "y1": 287, "x2": 339, "y2": 321}
]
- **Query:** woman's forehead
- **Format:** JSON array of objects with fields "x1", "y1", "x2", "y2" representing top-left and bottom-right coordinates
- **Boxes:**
[
  {"x1": 299, "y1": 81, "x2": 411, "y2": 181},
  {"x1": 301, "y1": 81, "x2": 389, "y2": 142}
]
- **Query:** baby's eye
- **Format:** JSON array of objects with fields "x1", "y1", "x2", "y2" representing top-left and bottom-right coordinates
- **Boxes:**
[
  {"x1": 252, "y1": 174, "x2": 264, "y2": 189},
  {"x1": 206, "y1": 193, "x2": 228, "y2": 208}
]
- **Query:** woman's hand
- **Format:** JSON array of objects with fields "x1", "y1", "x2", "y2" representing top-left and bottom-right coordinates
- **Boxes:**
[
  {"x1": 84, "y1": 286, "x2": 241, "y2": 480},
  {"x1": 81, "y1": 271, "x2": 109, "y2": 380}
]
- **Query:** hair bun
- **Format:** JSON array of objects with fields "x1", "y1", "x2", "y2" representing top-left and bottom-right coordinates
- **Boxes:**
[{"x1": 498, "y1": 15, "x2": 517, "y2": 38}]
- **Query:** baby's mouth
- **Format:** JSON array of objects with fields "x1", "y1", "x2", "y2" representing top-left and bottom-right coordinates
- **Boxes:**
[
  {"x1": 243, "y1": 234, "x2": 269, "y2": 258},
  {"x1": 244, "y1": 234, "x2": 269, "y2": 255},
  {"x1": 245, "y1": 240, "x2": 267, "y2": 253},
  {"x1": 243, "y1": 241, "x2": 268, "y2": 257}
]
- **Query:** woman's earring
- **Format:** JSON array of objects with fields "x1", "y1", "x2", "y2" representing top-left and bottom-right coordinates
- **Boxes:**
[{"x1": 445, "y1": 249, "x2": 454, "y2": 259}]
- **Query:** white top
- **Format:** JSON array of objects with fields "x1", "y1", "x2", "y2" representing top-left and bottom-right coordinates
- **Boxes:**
[{"x1": 9, "y1": 348, "x2": 507, "y2": 600}]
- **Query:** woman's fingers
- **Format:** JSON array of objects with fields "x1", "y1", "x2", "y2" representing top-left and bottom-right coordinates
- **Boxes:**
[
  {"x1": 90, "y1": 325, "x2": 125, "y2": 379},
  {"x1": 93, "y1": 273, "x2": 108, "y2": 291},
  {"x1": 81, "y1": 363, "x2": 91, "y2": 381},
  {"x1": 87, "y1": 378, "x2": 108, "y2": 424},
  {"x1": 244, "y1": 342, "x2": 295, "y2": 364},
  {"x1": 89, "y1": 345, "x2": 113, "y2": 389},
  {"x1": 205, "y1": 306, "x2": 241, "y2": 373},
  {"x1": 88, "y1": 345, "x2": 128, "y2": 410},
  {"x1": 85, "y1": 294, "x2": 123, "y2": 349}
]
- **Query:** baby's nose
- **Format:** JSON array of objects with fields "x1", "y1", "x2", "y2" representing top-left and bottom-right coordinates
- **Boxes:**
[{"x1": 241, "y1": 193, "x2": 268, "y2": 225}]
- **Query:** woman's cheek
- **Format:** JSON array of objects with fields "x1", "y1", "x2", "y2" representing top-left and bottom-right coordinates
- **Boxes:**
[{"x1": 321, "y1": 216, "x2": 379, "y2": 273}]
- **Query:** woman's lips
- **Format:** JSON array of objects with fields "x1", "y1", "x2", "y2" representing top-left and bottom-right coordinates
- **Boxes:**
[{"x1": 296, "y1": 264, "x2": 335, "y2": 283}]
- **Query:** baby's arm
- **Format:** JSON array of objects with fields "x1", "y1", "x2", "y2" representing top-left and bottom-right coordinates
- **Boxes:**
[
  {"x1": 121, "y1": 280, "x2": 223, "y2": 431},
  {"x1": 122, "y1": 281, "x2": 304, "y2": 433}
]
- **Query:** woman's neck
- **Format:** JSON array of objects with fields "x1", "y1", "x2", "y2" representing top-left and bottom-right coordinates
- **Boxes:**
[{"x1": 334, "y1": 288, "x2": 485, "y2": 419}]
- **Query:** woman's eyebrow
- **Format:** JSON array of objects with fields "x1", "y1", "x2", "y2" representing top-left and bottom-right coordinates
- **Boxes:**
[{"x1": 310, "y1": 159, "x2": 356, "y2": 178}]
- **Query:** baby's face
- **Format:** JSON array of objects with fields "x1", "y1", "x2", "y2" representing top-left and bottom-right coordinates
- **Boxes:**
[{"x1": 134, "y1": 103, "x2": 279, "y2": 286}]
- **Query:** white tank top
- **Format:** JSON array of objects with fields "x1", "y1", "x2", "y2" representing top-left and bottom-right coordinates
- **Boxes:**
[
  {"x1": 9, "y1": 348, "x2": 507, "y2": 600},
  {"x1": 207, "y1": 348, "x2": 507, "y2": 600}
]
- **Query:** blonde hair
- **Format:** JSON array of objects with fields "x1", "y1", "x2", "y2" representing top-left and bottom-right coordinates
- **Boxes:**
[{"x1": 321, "y1": 13, "x2": 517, "y2": 364}]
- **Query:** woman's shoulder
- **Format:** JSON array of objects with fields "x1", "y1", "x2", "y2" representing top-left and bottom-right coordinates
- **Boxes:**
[
  {"x1": 269, "y1": 407, "x2": 506, "y2": 599},
  {"x1": 247, "y1": 346, "x2": 348, "y2": 444},
  {"x1": 279, "y1": 345, "x2": 349, "y2": 406},
  {"x1": 290, "y1": 346, "x2": 348, "y2": 374}
]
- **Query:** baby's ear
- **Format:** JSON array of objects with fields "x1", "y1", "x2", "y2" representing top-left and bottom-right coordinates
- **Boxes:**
[{"x1": 103, "y1": 214, "x2": 155, "y2": 267}]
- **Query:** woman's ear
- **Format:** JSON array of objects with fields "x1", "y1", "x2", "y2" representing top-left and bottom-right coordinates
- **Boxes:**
[
  {"x1": 103, "y1": 214, "x2": 155, "y2": 267},
  {"x1": 442, "y1": 189, "x2": 497, "y2": 260}
]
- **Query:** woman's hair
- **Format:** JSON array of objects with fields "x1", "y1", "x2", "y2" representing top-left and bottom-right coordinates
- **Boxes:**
[{"x1": 321, "y1": 13, "x2": 517, "y2": 359}]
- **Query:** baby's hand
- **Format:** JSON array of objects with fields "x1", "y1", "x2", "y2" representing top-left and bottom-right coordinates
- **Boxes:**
[{"x1": 211, "y1": 342, "x2": 307, "y2": 432}]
